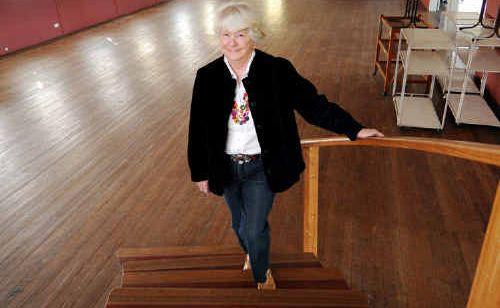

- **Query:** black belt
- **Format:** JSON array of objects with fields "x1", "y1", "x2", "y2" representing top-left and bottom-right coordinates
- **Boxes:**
[{"x1": 228, "y1": 154, "x2": 260, "y2": 164}]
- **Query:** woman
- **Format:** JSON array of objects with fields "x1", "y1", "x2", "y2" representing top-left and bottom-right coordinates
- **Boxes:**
[{"x1": 187, "y1": 2, "x2": 383, "y2": 290}]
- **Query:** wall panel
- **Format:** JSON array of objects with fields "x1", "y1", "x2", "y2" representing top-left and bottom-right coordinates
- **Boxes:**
[
  {"x1": 115, "y1": 0, "x2": 157, "y2": 16},
  {"x1": 0, "y1": 0, "x2": 63, "y2": 55},
  {"x1": 55, "y1": 0, "x2": 118, "y2": 34}
]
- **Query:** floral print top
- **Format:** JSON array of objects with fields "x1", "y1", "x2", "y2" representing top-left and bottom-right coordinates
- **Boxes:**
[{"x1": 224, "y1": 51, "x2": 262, "y2": 155}]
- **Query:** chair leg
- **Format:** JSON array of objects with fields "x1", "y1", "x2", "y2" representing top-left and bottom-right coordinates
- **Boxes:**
[
  {"x1": 383, "y1": 30, "x2": 396, "y2": 94},
  {"x1": 373, "y1": 15, "x2": 383, "y2": 76}
]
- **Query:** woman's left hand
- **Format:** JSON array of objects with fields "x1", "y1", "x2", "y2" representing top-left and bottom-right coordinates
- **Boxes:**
[{"x1": 356, "y1": 128, "x2": 384, "y2": 139}]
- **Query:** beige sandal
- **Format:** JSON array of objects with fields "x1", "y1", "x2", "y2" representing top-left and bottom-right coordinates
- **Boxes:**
[
  {"x1": 257, "y1": 269, "x2": 276, "y2": 290},
  {"x1": 243, "y1": 254, "x2": 251, "y2": 271}
]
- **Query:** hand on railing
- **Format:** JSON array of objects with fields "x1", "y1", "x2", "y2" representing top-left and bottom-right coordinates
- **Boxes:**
[
  {"x1": 195, "y1": 180, "x2": 209, "y2": 195},
  {"x1": 356, "y1": 128, "x2": 384, "y2": 139}
]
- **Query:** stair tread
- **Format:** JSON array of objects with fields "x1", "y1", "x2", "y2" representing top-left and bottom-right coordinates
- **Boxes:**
[
  {"x1": 123, "y1": 267, "x2": 348, "y2": 289},
  {"x1": 117, "y1": 245, "x2": 242, "y2": 262},
  {"x1": 107, "y1": 287, "x2": 369, "y2": 307},
  {"x1": 123, "y1": 253, "x2": 321, "y2": 272}
]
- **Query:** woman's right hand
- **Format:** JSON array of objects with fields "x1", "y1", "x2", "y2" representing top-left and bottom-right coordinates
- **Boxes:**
[{"x1": 195, "y1": 180, "x2": 209, "y2": 195}]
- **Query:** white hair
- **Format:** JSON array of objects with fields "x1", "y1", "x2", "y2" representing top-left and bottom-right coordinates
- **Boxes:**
[{"x1": 216, "y1": 2, "x2": 265, "y2": 42}]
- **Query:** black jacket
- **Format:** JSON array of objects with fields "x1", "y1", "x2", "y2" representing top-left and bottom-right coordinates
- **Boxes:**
[{"x1": 188, "y1": 49, "x2": 363, "y2": 195}]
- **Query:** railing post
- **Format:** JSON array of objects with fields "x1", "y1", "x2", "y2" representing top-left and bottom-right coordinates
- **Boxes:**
[
  {"x1": 303, "y1": 145, "x2": 319, "y2": 256},
  {"x1": 467, "y1": 181, "x2": 500, "y2": 308}
]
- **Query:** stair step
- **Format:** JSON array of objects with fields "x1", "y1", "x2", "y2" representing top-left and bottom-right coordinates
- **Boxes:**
[
  {"x1": 106, "y1": 287, "x2": 369, "y2": 307},
  {"x1": 123, "y1": 253, "x2": 322, "y2": 272},
  {"x1": 123, "y1": 267, "x2": 348, "y2": 289},
  {"x1": 117, "y1": 245, "x2": 242, "y2": 262}
]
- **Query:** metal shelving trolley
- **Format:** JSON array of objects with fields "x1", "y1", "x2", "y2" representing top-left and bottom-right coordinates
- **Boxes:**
[
  {"x1": 438, "y1": 11, "x2": 481, "y2": 95},
  {"x1": 443, "y1": 27, "x2": 500, "y2": 127},
  {"x1": 392, "y1": 28, "x2": 455, "y2": 129}
]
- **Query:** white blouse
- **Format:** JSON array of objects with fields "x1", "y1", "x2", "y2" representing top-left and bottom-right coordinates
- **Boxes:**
[{"x1": 224, "y1": 51, "x2": 262, "y2": 155}]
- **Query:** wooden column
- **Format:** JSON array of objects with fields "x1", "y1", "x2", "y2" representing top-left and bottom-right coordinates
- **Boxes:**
[
  {"x1": 303, "y1": 145, "x2": 319, "y2": 256},
  {"x1": 467, "y1": 181, "x2": 500, "y2": 308}
]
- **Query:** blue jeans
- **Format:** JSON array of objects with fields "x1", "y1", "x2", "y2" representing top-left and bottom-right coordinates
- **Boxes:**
[{"x1": 223, "y1": 156, "x2": 275, "y2": 283}]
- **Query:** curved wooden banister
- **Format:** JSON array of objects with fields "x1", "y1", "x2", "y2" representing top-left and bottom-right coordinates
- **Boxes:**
[
  {"x1": 300, "y1": 136, "x2": 500, "y2": 166},
  {"x1": 299, "y1": 136, "x2": 499, "y2": 308}
]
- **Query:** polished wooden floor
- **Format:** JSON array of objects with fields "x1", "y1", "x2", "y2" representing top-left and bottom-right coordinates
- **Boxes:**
[{"x1": 0, "y1": 0, "x2": 498, "y2": 307}]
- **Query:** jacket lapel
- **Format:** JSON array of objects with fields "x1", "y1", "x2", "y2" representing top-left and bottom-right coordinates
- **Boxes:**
[
  {"x1": 221, "y1": 60, "x2": 236, "y2": 120},
  {"x1": 243, "y1": 50, "x2": 261, "y2": 123}
]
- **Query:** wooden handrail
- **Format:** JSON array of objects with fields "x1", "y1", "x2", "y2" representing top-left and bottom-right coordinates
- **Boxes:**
[
  {"x1": 301, "y1": 136, "x2": 500, "y2": 166},
  {"x1": 300, "y1": 136, "x2": 499, "y2": 308}
]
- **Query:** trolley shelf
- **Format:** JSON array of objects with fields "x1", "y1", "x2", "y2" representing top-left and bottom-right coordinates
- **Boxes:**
[
  {"x1": 400, "y1": 50, "x2": 450, "y2": 75},
  {"x1": 458, "y1": 48, "x2": 500, "y2": 72},
  {"x1": 401, "y1": 28, "x2": 455, "y2": 50},
  {"x1": 438, "y1": 72, "x2": 479, "y2": 94},
  {"x1": 393, "y1": 96, "x2": 442, "y2": 129},
  {"x1": 447, "y1": 94, "x2": 500, "y2": 127}
]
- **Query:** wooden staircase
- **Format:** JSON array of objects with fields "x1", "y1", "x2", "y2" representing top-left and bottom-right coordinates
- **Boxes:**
[{"x1": 106, "y1": 245, "x2": 369, "y2": 307}]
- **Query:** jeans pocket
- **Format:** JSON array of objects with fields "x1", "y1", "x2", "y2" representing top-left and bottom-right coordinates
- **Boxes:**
[{"x1": 245, "y1": 160, "x2": 267, "y2": 183}]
